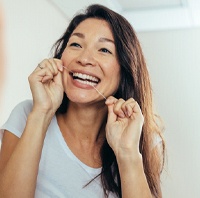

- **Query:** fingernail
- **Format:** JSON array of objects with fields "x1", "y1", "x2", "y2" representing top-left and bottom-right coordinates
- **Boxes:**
[
  {"x1": 60, "y1": 65, "x2": 64, "y2": 71},
  {"x1": 119, "y1": 113, "x2": 125, "y2": 118},
  {"x1": 105, "y1": 98, "x2": 111, "y2": 104},
  {"x1": 125, "y1": 110, "x2": 129, "y2": 117}
]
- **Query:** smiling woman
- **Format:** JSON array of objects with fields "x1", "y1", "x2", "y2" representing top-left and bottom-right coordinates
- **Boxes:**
[
  {"x1": 0, "y1": 4, "x2": 165, "y2": 198},
  {"x1": 60, "y1": 18, "x2": 120, "y2": 103}
]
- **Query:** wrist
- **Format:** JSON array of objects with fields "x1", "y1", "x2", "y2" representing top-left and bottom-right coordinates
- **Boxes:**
[
  {"x1": 27, "y1": 110, "x2": 54, "y2": 132},
  {"x1": 116, "y1": 148, "x2": 143, "y2": 166},
  {"x1": 32, "y1": 105, "x2": 55, "y2": 118}
]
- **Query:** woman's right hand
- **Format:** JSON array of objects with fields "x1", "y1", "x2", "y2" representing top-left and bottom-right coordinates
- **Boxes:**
[{"x1": 28, "y1": 58, "x2": 64, "y2": 115}]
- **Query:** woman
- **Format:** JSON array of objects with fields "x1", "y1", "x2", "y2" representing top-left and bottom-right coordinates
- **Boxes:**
[{"x1": 0, "y1": 4, "x2": 165, "y2": 198}]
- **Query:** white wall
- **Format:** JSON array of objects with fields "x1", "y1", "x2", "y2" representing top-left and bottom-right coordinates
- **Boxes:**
[
  {"x1": 138, "y1": 28, "x2": 200, "y2": 198},
  {"x1": 0, "y1": 0, "x2": 67, "y2": 125},
  {"x1": 1, "y1": 0, "x2": 200, "y2": 197}
]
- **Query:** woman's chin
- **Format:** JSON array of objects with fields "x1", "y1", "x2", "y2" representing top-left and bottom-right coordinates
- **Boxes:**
[{"x1": 66, "y1": 92, "x2": 92, "y2": 103}]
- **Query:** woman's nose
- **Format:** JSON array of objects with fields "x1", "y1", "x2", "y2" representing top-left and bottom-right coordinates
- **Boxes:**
[{"x1": 76, "y1": 49, "x2": 96, "y2": 66}]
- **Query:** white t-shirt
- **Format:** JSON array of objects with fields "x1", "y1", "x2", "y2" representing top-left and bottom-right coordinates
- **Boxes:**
[{"x1": 0, "y1": 100, "x2": 116, "y2": 198}]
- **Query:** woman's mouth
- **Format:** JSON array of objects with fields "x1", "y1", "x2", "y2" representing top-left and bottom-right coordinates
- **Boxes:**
[{"x1": 70, "y1": 72, "x2": 100, "y2": 87}]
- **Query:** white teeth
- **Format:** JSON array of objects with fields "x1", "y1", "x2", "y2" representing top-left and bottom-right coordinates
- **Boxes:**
[
  {"x1": 76, "y1": 79, "x2": 97, "y2": 86},
  {"x1": 73, "y1": 72, "x2": 99, "y2": 83}
]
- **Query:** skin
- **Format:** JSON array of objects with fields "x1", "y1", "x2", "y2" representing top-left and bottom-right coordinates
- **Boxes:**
[
  {"x1": 61, "y1": 18, "x2": 120, "y2": 104},
  {"x1": 0, "y1": 18, "x2": 152, "y2": 197}
]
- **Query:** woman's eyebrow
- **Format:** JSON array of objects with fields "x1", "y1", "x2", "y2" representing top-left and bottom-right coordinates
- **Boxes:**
[
  {"x1": 70, "y1": 33, "x2": 114, "y2": 44},
  {"x1": 71, "y1": 32, "x2": 84, "y2": 38},
  {"x1": 99, "y1": 37, "x2": 114, "y2": 44}
]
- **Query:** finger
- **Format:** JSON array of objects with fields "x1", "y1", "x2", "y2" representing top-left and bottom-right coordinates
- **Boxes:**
[
  {"x1": 53, "y1": 58, "x2": 64, "y2": 71},
  {"x1": 36, "y1": 59, "x2": 56, "y2": 74},
  {"x1": 35, "y1": 63, "x2": 44, "y2": 71},
  {"x1": 53, "y1": 68, "x2": 63, "y2": 87},
  {"x1": 106, "y1": 97, "x2": 127, "y2": 118},
  {"x1": 105, "y1": 96, "x2": 117, "y2": 105},
  {"x1": 38, "y1": 66, "x2": 54, "y2": 83},
  {"x1": 30, "y1": 65, "x2": 50, "y2": 83},
  {"x1": 105, "y1": 96, "x2": 118, "y2": 124},
  {"x1": 41, "y1": 71, "x2": 53, "y2": 83},
  {"x1": 37, "y1": 63, "x2": 43, "y2": 70},
  {"x1": 106, "y1": 103, "x2": 117, "y2": 124},
  {"x1": 37, "y1": 59, "x2": 49, "y2": 70},
  {"x1": 123, "y1": 99, "x2": 144, "y2": 124},
  {"x1": 130, "y1": 100, "x2": 143, "y2": 114},
  {"x1": 48, "y1": 58, "x2": 64, "y2": 73},
  {"x1": 121, "y1": 98, "x2": 137, "y2": 117},
  {"x1": 48, "y1": 58, "x2": 64, "y2": 76},
  {"x1": 46, "y1": 59, "x2": 63, "y2": 87},
  {"x1": 37, "y1": 59, "x2": 61, "y2": 82},
  {"x1": 36, "y1": 58, "x2": 61, "y2": 69},
  {"x1": 47, "y1": 58, "x2": 58, "y2": 74},
  {"x1": 124, "y1": 103, "x2": 133, "y2": 117},
  {"x1": 113, "y1": 98, "x2": 126, "y2": 118}
]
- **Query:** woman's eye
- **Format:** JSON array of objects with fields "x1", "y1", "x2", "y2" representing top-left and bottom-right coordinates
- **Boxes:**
[
  {"x1": 70, "y1": 42, "x2": 81, "y2": 48},
  {"x1": 100, "y1": 48, "x2": 112, "y2": 54}
]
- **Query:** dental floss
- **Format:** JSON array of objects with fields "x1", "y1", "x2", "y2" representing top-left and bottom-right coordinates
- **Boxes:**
[
  {"x1": 91, "y1": 85, "x2": 107, "y2": 100},
  {"x1": 62, "y1": 65, "x2": 107, "y2": 100}
]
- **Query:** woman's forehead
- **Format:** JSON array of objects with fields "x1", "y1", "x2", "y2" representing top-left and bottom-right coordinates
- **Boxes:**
[{"x1": 72, "y1": 18, "x2": 114, "y2": 39}]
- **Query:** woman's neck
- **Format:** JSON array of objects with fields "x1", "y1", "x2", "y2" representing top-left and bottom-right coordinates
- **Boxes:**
[
  {"x1": 56, "y1": 101, "x2": 107, "y2": 168},
  {"x1": 57, "y1": 101, "x2": 107, "y2": 143}
]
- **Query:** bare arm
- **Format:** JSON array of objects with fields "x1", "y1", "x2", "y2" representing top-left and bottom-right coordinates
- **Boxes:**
[
  {"x1": 0, "y1": 58, "x2": 64, "y2": 198},
  {"x1": 105, "y1": 96, "x2": 152, "y2": 198},
  {"x1": 0, "y1": 111, "x2": 52, "y2": 198},
  {"x1": 117, "y1": 139, "x2": 164, "y2": 198},
  {"x1": 117, "y1": 152, "x2": 152, "y2": 198}
]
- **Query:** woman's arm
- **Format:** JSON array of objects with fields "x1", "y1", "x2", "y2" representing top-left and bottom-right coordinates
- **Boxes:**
[
  {"x1": 105, "y1": 96, "x2": 152, "y2": 198},
  {"x1": 0, "y1": 111, "x2": 53, "y2": 198},
  {"x1": 0, "y1": 58, "x2": 64, "y2": 198},
  {"x1": 116, "y1": 151, "x2": 152, "y2": 198}
]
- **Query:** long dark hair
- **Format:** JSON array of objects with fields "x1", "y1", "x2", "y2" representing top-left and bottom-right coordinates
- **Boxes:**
[{"x1": 53, "y1": 4, "x2": 165, "y2": 198}]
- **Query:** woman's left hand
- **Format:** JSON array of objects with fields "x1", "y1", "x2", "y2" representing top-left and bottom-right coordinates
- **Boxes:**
[{"x1": 105, "y1": 96, "x2": 144, "y2": 158}]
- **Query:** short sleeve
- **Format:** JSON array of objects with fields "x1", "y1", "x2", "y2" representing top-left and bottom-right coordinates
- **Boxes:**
[{"x1": 0, "y1": 100, "x2": 33, "y2": 141}]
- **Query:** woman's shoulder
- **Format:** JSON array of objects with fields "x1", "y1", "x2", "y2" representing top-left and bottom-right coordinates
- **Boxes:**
[
  {"x1": 15, "y1": 99, "x2": 33, "y2": 109},
  {"x1": 0, "y1": 99, "x2": 33, "y2": 139},
  {"x1": 11, "y1": 99, "x2": 33, "y2": 116}
]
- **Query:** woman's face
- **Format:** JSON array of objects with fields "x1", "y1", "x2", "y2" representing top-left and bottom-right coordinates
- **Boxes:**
[{"x1": 61, "y1": 18, "x2": 120, "y2": 104}]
